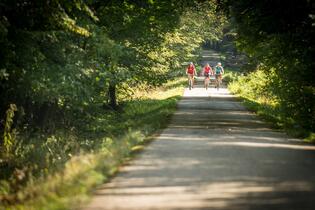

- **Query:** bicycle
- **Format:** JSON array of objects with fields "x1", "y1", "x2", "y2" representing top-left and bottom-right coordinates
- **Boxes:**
[
  {"x1": 202, "y1": 63, "x2": 213, "y2": 90},
  {"x1": 214, "y1": 62, "x2": 224, "y2": 90},
  {"x1": 214, "y1": 74, "x2": 222, "y2": 90},
  {"x1": 204, "y1": 74, "x2": 210, "y2": 90},
  {"x1": 188, "y1": 74, "x2": 194, "y2": 90},
  {"x1": 186, "y1": 62, "x2": 196, "y2": 90}
]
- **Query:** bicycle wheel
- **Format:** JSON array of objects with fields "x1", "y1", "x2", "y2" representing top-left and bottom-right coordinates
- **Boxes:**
[
  {"x1": 215, "y1": 78, "x2": 219, "y2": 90},
  {"x1": 217, "y1": 79, "x2": 220, "y2": 90},
  {"x1": 205, "y1": 78, "x2": 209, "y2": 90},
  {"x1": 218, "y1": 76, "x2": 222, "y2": 90}
]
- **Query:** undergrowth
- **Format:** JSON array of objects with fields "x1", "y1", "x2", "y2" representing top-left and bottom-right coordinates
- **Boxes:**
[
  {"x1": 228, "y1": 70, "x2": 314, "y2": 142},
  {"x1": 0, "y1": 78, "x2": 185, "y2": 210}
]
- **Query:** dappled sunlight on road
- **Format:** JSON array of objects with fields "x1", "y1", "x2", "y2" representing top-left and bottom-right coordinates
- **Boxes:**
[
  {"x1": 85, "y1": 126, "x2": 315, "y2": 209},
  {"x1": 183, "y1": 86, "x2": 234, "y2": 98},
  {"x1": 209, "y1": 141, "x2": 315, "y2": 151},
  {"x1": 89, "y1": 180, "x2": 314, "y2": 209}
]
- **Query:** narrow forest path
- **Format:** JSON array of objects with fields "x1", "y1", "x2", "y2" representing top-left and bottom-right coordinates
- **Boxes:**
[{"x1": 82, "y1": 51, "x2": 315, "y2": 210}]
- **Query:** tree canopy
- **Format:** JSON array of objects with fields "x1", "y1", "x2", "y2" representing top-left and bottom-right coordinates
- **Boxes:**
[
  {"x1": 0, "y1": 0, "x2": 224, "y2": 126},
  {"x1": 218, "y1": 0, "x2": 315, "y2": 131}
]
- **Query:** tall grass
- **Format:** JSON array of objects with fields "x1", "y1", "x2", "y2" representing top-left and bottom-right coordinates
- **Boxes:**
[{"x1": 0, "y1": 78, "x2": 185, "y2": 210}]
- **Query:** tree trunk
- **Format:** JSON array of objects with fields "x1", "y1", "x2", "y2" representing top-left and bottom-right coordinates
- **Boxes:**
[{"x1": 108, "y1": 82, "x2": 117, "y2": 110}]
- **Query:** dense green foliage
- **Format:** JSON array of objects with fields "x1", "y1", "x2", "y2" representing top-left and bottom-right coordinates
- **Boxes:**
[
  {"x1": 0, "y1": 0, "x2": 224, "y2": 121},
  {"x1": 228, "y1": 70, "x2": 287, "y2": 126},
  {"x1": 219, "y1": 0, "x2": 315, "y2": 134},
  {"x1": 0, "y1": 0, "x2": 225, "y2": 208}
]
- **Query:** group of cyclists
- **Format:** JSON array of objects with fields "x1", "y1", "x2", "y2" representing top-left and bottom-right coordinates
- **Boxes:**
[{"x1": 186, "y1": 62, "x2": 224, "y2": 90}]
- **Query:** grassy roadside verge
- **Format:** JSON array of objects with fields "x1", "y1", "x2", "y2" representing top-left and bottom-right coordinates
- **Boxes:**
[
  {"x1": 1, "y1": 78, "x2": 186, "y2": 210},
  {"x1": 226, "y1": 71, "x2": 315, "y2": 143},
  {"x1": 230, "y1": 94, "x2": 315, "y2": 143}
]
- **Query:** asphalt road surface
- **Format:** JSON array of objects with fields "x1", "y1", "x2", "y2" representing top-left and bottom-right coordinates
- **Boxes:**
[{"x1": 82, "y1": 82, "x2": 315, "y2": 210}]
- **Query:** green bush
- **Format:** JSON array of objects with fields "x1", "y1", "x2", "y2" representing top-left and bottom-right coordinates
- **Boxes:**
[{"x1": 229, "y1": 68, "x2": 314, "y2": 140}]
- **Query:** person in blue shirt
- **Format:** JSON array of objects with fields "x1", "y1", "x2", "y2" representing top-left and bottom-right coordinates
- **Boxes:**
[{"x1": 214, "y1": 62, "x2": 224, "y2": 89}]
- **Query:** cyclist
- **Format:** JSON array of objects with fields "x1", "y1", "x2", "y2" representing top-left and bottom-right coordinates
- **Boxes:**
[
  {"x1": 202, "y1": 63, "x2": 213, "y2": 90},
  {"x1": 214, "y1": 62, "x2": 224, "y2": 89},
  {"x1": 186, "y1": 62, "x2": 197, "y2": 89}
]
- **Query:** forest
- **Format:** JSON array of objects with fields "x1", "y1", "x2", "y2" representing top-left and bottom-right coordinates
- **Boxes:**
[{"x1": 0, "y1": 0, "x2": 314, "y2": 209}]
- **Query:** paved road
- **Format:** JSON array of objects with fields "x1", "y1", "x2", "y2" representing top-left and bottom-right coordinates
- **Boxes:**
[{"x1": 83, "y1": 83, "x2": 315, "y2": 210}]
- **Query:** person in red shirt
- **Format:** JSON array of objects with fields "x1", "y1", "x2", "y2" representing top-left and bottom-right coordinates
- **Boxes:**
[
  {"x1": 203, "y1": 63, "x2": 213, "y2": 90},
  {"x1": 186, "y1": 62, "x2": 197, "y2": 89}
]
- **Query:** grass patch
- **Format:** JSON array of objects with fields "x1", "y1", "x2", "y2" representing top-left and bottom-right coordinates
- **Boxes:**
[
  {"x1": 232, "y1": 95, "x2": 314, "y2": 142},
  {"x1": 305, "y1": 133, "x2": 315, "y2": 143},
  {"x1": 0, "y1": 78, "x2": 185, "y2": 210}
]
